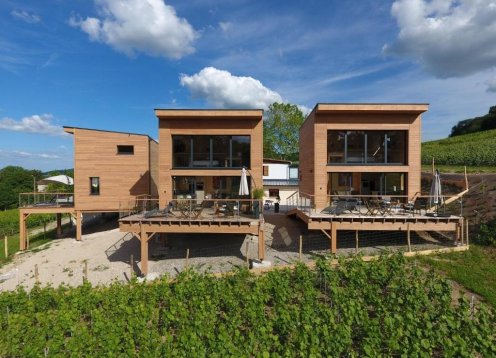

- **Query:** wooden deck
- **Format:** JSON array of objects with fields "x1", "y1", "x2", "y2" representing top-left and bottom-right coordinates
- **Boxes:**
[
  {"x1": 289, "y1": 207, "x2": 467, "y2": 255},
  {"x1": 118, "y1": 208, "x2": 264, "y2": 276}
]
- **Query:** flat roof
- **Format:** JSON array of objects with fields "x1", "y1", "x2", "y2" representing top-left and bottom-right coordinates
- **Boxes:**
[
  {"x1": 154, "y1": 109, "x2": 264, "y2": 118},
  {"x1": 263, "y1": 158, "x2": 292, "y2": 165},
  {"x1": 63, "y1": 126, "x2": 157, "y2": 143},
  {"x1": 314, "y1": 103, "x2": 429, "y2": 114}
]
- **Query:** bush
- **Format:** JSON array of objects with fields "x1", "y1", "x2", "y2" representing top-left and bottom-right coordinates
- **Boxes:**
[{"x1": 476, "y1": 221, "x2": 496, "y2": 246}]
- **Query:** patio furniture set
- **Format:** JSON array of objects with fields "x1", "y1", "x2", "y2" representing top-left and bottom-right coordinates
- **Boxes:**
[{"x1": 321, "y1": 197, "x2": 430, "y2": 217}]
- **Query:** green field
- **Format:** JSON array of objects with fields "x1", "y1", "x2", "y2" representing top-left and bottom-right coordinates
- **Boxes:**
[
  {"x1": 418, "y1": 245, "x2": 496, "y2": 307},
  {"x1": 422, "y1": 129, "x2": 496, "y2": 167}
]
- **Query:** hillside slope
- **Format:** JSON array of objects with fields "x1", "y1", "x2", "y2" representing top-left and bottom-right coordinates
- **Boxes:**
[{"x1": 422, "y1": 129, "x2": 496, "y2": 166}]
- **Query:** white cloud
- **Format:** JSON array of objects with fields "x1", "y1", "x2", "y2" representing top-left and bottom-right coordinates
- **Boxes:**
[
  {"x1": 219, "y1": 21, "x2": 232, "y2": 33},
  {"x1": 385, "y1": 0, "x2": 496, "y2": 78},
  {"x1": 0, "y1": 150, "x2": 60, "y2": 160},
  {"x1": 0, "y1": 114, "x2": 67, "y2": 136},
  {"x1": 487, "y1": 77, "x2": 496, "y2": 92},
  {"x1": 69, "y1": 0, "x2": 198, "y2": 59},
  {"x1": 11, "y1": 10, "x2": 41, "y2": 24},
  {"x1": 180, "y1": 67, "x2": 284, "y2": 109}
]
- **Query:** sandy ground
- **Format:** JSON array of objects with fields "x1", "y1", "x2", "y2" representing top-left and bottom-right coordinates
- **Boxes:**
[{"x1": 0, "y1": 212, "x2": 456, "y2": 291}]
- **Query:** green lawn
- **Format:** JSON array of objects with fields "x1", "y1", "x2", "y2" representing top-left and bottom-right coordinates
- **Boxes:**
[
  {"x1": 421, "y1": 164, "x2": 496, "y2": 173},
  {"x1": 418, "y1": 245, "x2": 496, "y2": 307},
  {"x1": 0, "y1": 225, "x2": 67, "y2": 266}
]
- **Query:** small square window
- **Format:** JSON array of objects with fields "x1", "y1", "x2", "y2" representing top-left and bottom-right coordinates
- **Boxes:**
[
  {"x1": 90, "y1": 177, "x2": 100, "y2": 195},
  {"x1": 269, "y1": 189, "x2": 279, "y2": 197},
  {"x1": 117, "y1": 145, "x2": 134, "y2": 155},
  {"x1": 263, "y1": 165, "x2": 269, "y2": 176}
]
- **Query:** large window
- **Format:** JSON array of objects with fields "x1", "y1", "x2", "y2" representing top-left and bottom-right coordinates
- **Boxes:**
[
  {"x1": 327, "y1": 130, "x2": 407, "y2": 165},
  {"x1": 172, "y1": 135, "x2": 251, "y2": 168}
]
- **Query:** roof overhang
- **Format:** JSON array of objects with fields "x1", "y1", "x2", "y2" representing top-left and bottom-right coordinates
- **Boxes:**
[
  {"x1": 315, "y1": 103, "x2": 429, "y2": 114},
  {"x1": 154, "y1": 109, "x2": 264, "y2": 118}
]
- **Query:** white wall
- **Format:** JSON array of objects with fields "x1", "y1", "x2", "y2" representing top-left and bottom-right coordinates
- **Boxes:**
[{"x1": 263, "y1": 163, "x2": 289, "y2": 180}]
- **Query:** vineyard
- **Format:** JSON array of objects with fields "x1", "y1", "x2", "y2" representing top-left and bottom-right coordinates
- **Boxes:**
[
  {"x1": 422, "y1": 129, "x2": 496, "y2": 166},
  {"x1": 0, "y1": 254, "x2": 494, "y2": 356},
  {"x1": 0, "y1": 209, "x2": 55, "y2": 236}
]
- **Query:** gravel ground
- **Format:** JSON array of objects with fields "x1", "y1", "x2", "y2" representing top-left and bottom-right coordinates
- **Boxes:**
[{"x1": 0, "y1": 212, "x2": 456, "y2": 291}]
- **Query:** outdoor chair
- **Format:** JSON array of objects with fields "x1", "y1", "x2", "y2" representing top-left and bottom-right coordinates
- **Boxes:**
[{"x1": 143, "y1": 201, "x2": 176, "y2": 219}]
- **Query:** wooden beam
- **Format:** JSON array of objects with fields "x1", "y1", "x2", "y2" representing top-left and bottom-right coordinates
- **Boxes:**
[
  {"x1": 407, "y1": 223, "x2": 411, "y2": 252},
  {"x1": 355, "y1": 230, "x2": 359, "y2": 254},
  {"x1": 140, "y1": 225, "x2": 149, "y2": 276},
  {"x1": 258, "y1": 228, "x2": 265, "y2": 261},
  {"x1": 19, "y1": 211, "x2": 27, "y2": 250},
  {"x1": 119, "y1": 222, "x2": 260, "y2": 235},
  {"x1": 331, "y1": 222, "x2": 337, "y2": 254},
  {"x1": 76, "y1": 211, "x2": 82, "y2": 241},
  {"x1": 56, "y1": 213, "x2": 62, "y2": 238}
]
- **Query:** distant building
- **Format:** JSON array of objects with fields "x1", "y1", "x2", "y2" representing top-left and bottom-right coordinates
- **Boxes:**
[{"x1": 262, "y1": 158, "x2": 298, "y2": 207}]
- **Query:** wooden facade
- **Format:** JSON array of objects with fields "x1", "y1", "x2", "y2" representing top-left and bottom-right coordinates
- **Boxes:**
[
  {"x1": 299, "y1": 103, "x2": 427, "y2": 210},
  {"x1": 19, "y1": 127, "x2": 158, "y2": 248},
  {"x1": 64, "y1": 127, "x2": 158, "y2": 211},
  {"x1": 156, "y1": 109, "x2": 264, "y2": 207}
]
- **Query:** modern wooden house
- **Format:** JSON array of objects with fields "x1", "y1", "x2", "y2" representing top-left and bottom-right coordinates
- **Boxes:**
[
  {"x1": 19, "y1": 127, "x2": 158, "y2": 248},
  {"x1": 292, "y1": 103, "x2": 467, "y2": 253},
  {"x1": 118, "y1": 109, "x2": 265, "y2": 275}
]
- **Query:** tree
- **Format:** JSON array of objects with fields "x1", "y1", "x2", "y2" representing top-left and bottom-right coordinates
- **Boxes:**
[
  {"x1": 263, "y1": 102, "x2": 305, "y2": 161},
  {"x1": 0, "y1": 166, "x2": 43, "y2": 210}
]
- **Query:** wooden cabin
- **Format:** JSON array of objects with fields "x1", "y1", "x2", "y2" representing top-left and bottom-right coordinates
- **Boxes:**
[{"x1": 19, "y1": 127, "x2": 158, "y2": 248}]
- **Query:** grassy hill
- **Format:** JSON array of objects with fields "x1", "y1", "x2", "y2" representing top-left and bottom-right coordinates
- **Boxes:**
[{"x1": 422, "y1": 128, "x2": 496, "y2": 168}]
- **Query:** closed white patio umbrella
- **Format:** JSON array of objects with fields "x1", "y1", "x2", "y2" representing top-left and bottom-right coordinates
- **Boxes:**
[
  {"x1": 239, "y1": 168, "x2": 250, "y2": 196},
  {"x1": 429, "y1": 169, "x2": 443, "y2": 212}
]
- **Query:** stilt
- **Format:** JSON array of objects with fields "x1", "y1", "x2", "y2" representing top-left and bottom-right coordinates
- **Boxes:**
[
  {"x1": 19, "y1": 210, "x2": 27, "y2": 250},
  {"x1": 76, "y1": 211, "x2": 82, "y2": 241},
  {"x1": 460, "y1": 218, "x2": 465, "y2": 245},
  {"x1": 258, "y1": 227, "x2": 265, "y2": 260},
  {"x1": 407, "y1": 223, "x2": 411, "y2": 252},
  {"x1": 56, "y1": 213, "x2": 62, "y2": 238},
  {"x1": 355, "y1": 230, "x2": 359, "y2": 254},
  {"x1": 140, "y1": 227, "x2": 149, "y2": 276},
  {"x1": 331, "y1": 223, "x2": 337, "y2": 254},
  {"x1": 466, "y1": 219, "x2": 469, "y2": 246}
]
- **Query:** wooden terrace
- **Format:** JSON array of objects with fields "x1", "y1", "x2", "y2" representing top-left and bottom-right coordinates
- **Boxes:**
[
  {"x1": 118, "y1": 198, "x2": 265, "y2": 275},
  {"x1": 288, "y1": 193, "x2": 468, "y2": 254}
]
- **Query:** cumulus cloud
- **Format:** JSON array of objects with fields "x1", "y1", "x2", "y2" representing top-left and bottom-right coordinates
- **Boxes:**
[
  {"x1": 384, "y1": 0, "x2": 496, "y2": 78},
  {"x1": 11, "y1": 10, "x2": 41, "y2": 24},
  {"x1": 180, "y1": 67, "x2": 284, "y2": 109},
  {"x1": 0, "y1": 114, "x2": 67, "y2": 136},
  {"x1": 69, "y1": 0, "x2": 198, "y2": 59},
  {"x1": 219, "y1": 21, "x2": 232, "y2": 33}
]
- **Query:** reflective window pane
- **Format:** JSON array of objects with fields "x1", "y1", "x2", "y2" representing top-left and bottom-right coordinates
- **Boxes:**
[
  {"x1": 386, "y1": 131, "x2": 406, "y2": 164},
  {"x1": 366, "y1": 132, "x2": 385, "y2": 163},
  {"x1": 172, "y1": 136, "x2": 191, "y2": 167},
  {"x1": 327, "y1": 131, "x2": 345, "y2": 163},
  {"x1": 232, "y1": 136, "x2": 250, "y2": 168},
  {"x1": 212, "y1": 136, "x2": 230, "y2": 167},
  {"x1": 346, "y1": 131, "x2": 365, "y2": 163},
  {"x1": 192, "y1": 136, "x2": 210, "y2": 167}
]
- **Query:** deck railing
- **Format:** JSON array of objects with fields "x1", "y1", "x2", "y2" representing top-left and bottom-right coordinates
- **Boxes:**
[
  {"x1": 286, "y1": 192, "x2": 465, "y2": 217},
  {"x1": 19, "y1": 192, "x2": 74, "y2": 208},
  {"x1": 119, "y1": 197, "x2": 264, "y2": 221}
]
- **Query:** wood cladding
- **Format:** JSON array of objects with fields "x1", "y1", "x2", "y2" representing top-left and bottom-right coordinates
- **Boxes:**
[
  {"x1": 71, "y1": 128, "x2": 155, "y2": 211},
  {"x1": 157, "y1": 112, "x2": 263, "y2": 207},
  {"x1": 299, "y1": 106, "x2": 426, "y2": 210}
]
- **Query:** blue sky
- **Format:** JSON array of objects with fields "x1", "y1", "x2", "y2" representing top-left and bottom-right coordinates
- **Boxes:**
[{"x1": 1, "y1": 0, "x2": 495, "y2": 171}]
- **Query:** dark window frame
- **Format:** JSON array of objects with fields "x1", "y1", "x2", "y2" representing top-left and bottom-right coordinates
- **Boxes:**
[
  {"x1": 117, "y1": 145, "x2": 134, "y2": 155},
  {"x1": 172, "y1": 135, "x2": 251, "y2": 169},
  {"x1": 90, "y1": 177, "x2": 100, "y2": 196}
]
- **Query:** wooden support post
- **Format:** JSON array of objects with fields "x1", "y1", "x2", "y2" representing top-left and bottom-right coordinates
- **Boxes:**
[
  {"x1": 258, "y1": 228, "x2": 265, "y2": 261},
  {"x1": 4, "y1": 236, "x2": 8, "y2": 258},
  {"x1": 34, "y1": 264, "x2": 39, "y2": 283},
  {"x1": 130, "y1": 254, "x2": 134, "y2": 278},
  {"x1": 456, "y1": 222, "x2": 460, "y2": 245},
  {"x1": 461, "y1": 218, "x2": 465, "y2": 246},
  {"x1": 299, "y1": 235, "x2": 303, "y2": 261},
  {"x1": 407, "y1": 223, "x2": 411, "y2": 252},
  {"x1": 185, "y1": 248, "x2": 190, "y2": 269},
  {"x1": 331, "y1": 223, "x2": 337, "y2": 254},
  {"x1": 83, "y1": 260, "x2": 88, "y2": 282},
  {"x1": 466, "y1": 219, "x2": 469, "y2": 246},
  {"x1": 76, "y1": 211, "x2": 82, "y2": 242},
  {"x1": 56, "y1": 213, "x2": 62, "y2": 238},
  {"x1": 245, "y1": 242, "x2": 249, "y2": 266},
  {"x1": 355, "y1": 231, "x2": 359, "y2": 254},
  {"x1": 140, "y1": 234, "x2": 149, "y2": 276},
  {"x1": 19, "y1": 211, "x2": 27, "y2": 251}
]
